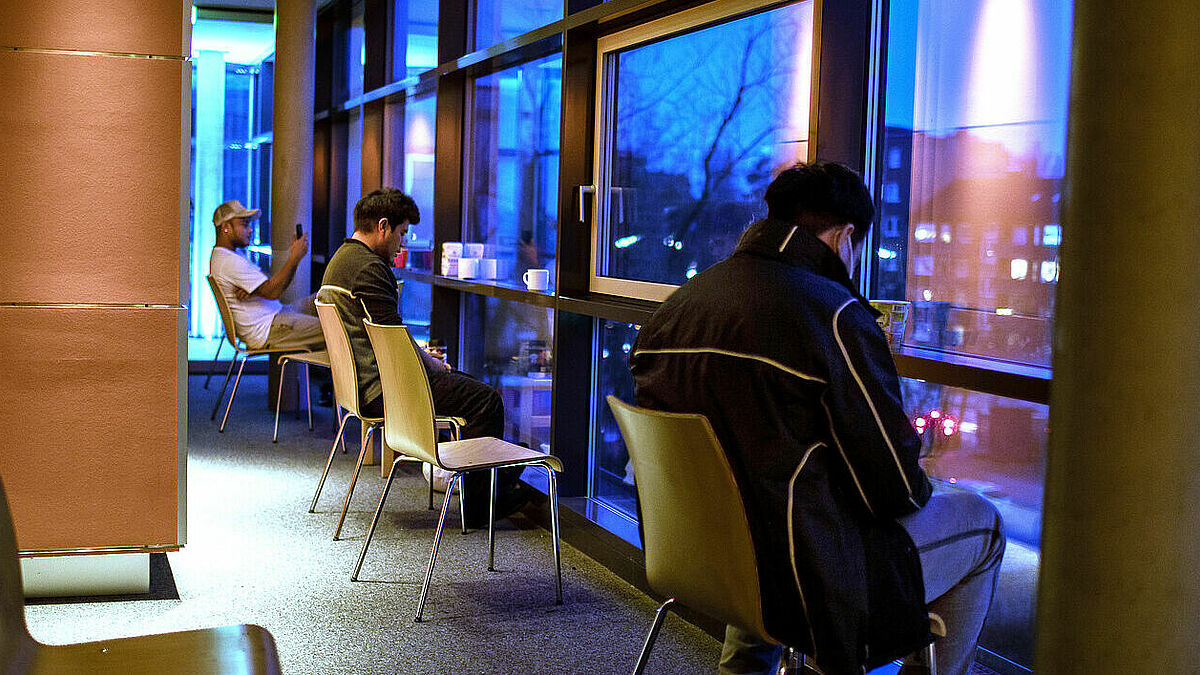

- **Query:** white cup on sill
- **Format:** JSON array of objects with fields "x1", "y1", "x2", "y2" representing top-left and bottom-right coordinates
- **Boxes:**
[
  {"x1": 458, "y1": 257, "x2": 480, "y2": 279},
  {"x1": 523, "y1": 268, "x2": 550, "y2": 291}
]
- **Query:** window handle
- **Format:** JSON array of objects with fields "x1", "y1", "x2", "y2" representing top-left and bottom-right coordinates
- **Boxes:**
[{"x1": 577, "y1": 185, "x2": 596, "y2": 223}]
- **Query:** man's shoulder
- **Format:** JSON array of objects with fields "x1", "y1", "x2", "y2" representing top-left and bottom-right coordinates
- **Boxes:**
[{"x1": 325, "y1": 240, "x2": 389, "y2": 286}]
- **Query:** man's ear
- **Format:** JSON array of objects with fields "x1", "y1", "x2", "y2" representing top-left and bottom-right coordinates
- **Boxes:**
[{"x1": 377, "y1": 217, "x2": 389, "y2": 234}]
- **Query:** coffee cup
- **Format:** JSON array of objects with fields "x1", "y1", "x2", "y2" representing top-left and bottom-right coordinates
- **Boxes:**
[
  {"x1": 458, "y1": 257, "x2": 480, "y2": 279},
  {"x1": 523, "y1": 268, "x2": 550, "y2": 291},
  {"x1": 392, "y1": 248, "x2": 408, "y2": 268},
  {"x1": 464, "y1": 242, "x2": 485, "y2": 259},
  {"x1": 442, "y1": 242, "x2": 462, "y2": 259},
  {"x1": 442, "y1": 256, "x2": 458, "y2": 277},
  {"x1": 868, "y1": 299, "x2": 911, "y2": 351},
  {"x1": 478, "y1": 258, "x2": 498, "y2": 279}
]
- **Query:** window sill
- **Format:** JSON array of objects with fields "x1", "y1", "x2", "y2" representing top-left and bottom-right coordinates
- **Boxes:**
[{"x1": 893, "y1": 346, "x2": 1050, "y2": 404}]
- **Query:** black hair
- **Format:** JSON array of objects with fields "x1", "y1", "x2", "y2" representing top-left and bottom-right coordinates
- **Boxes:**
[
  {"x1": 764, "y1": 161, "x2": 874, "y2": 245},
  {"x1": 352, "y1": 188, "x2": 420, "y2": 233}
]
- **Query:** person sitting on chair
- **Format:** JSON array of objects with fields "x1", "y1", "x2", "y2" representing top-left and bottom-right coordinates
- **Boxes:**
[
  {"x1": 321, "y1": 188, "x2": 530, "y2": 528},
  {"x1": 630, "y1": 161, "x2": 1006, "y2": 675},
  {"x1": 208, "y1": 199, "x2": 324, "y2": 353}
]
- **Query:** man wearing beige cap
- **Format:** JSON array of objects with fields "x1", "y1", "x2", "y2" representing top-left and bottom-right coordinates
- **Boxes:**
[{"x1": 208, "y1": 199, "x2": 324, "y2": 352}]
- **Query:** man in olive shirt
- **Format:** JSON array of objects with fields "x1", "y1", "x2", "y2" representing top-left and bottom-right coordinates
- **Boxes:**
[{"x1": 321, "y1": 188, "x2": 528, "y2": 527}]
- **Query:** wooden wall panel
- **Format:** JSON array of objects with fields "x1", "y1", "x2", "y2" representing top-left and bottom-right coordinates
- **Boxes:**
[
  {"x1": 0, "y1": 0, "x2": 189, "y2": 56},
  {"x1": 0, "y1": 306, "x2": 181, "y2": 551},
  {"x1": 0, "y1": 50, "x2": 183, "y2": 305}
]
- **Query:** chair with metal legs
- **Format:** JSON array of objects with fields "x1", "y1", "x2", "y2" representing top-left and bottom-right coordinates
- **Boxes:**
[
  {"x1": 206, "y1": 275, "x2": 308, "y2": 433},
  {"x1": 355, "y1": 320, "x2": 563, "y2": 621},
  {"x1": 0, "y1": 473, "x2": 283, "y2": 674},
  {"x1": 203, "y1": 331, "x2": 224, "y2": 389},
  {"x1": 272, "y1": 349, "x2": 332, "y2": 442},
  {"x1": 310, "y1": 289, "x2": 464, "y2": 540},
  {"x1": 607, "y1": 396, "x2": 943, "y2": 675}
]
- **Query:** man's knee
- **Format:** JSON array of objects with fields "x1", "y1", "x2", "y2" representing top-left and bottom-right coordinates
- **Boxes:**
[{"x1": 937, "y1": 491, "x2": 1006, "y2": 566}]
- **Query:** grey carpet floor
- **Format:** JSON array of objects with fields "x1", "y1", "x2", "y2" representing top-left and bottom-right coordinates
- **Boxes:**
[{"x1": 23, "y1": 374, "x2": 722, "y2": 674}]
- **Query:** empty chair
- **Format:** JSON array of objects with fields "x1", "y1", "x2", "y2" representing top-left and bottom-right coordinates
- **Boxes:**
[
  {"x1": 206, "y1": 275, "x2": 310, "y2": 433},
  {"x1": 355, "y1": 320, "x2": 563, "y2": 621},
  {"x1": 311, "y1": 287, "x2": 464, "y2": 540},
  {"x1": 606, "y1": 396, "x2": 942, "y2": 675},
  {"x1": 0, "y1": 474, "x2": 282, "y2": 674}
]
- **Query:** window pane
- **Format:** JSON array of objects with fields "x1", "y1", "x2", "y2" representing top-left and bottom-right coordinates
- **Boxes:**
[
  {"x1": 596, "y1": 1, "x2": 814, "y2": 292},
  {"x1": 903, "y1": 378, "x2": 1043, "y2": 667},
  {"x1": 346, "y1": 107, "x2": 363, "y2": 235},
  {"x1": 592, "y1": 320, "x2": 640, "y2": 519},
  {"x1": 875, "y1": 0, "x2": 1074, "y2": 366},
  {"x1": 346, "y1": 1, "x2": 365, "y2": 100},
  {"x1": 463, "y1": 55, "x2": 561, "y2": 291},
  {"x1": 460, "y1": 295, "x2": 555, "y2": 452},
  {"x1": 473, "y1": 0, "x2": 562, "y2": 51},
  {"x1": 392, "y1": 0, "x2": 439, "y2": 81},
  {"x1": 399, "y1": 279, "x2": 431, "y2": 343},
  {"x1": 384, "y1": 90, "x2": 438, "y2": 271}
]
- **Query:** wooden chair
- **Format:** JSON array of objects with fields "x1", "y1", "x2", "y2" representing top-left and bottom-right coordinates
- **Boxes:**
[
  {"x1": 0, "y1": 474, "x2": 282, "y2": 674},
  {"x1": 205, "y1": 275, "x2": 309, "y2": 433},
  {"x1": 606, "y1": 396, "x2": 943, "y2": 675},
  {"x1": 355, "y1": 320, "x2": 563, "y2": 621}
]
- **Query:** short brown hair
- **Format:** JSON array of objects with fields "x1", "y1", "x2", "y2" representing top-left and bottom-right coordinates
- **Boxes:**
[{"x1": 352, "y1": 188, "x2": 420, "y2": 233}]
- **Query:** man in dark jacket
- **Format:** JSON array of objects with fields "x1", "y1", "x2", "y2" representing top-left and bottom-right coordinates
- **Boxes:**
[
  {"x1": 630, "y1": 162, "x2": 1005, "y2": 675},
  {"x1": 321, "y1": 188, "x2": 528, "y2": 528}
]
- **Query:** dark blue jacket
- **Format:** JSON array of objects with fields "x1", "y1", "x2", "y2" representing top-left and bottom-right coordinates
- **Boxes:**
[{"x1": 631, "y1": 219, "x2": 933, "y2": 673}]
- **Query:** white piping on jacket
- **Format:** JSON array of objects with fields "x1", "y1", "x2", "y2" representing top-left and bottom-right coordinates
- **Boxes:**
[
  {"x1": 830, "y1": 299, "x2": 919, "y2": 509},
  {"x1": 788, "y1": 442, "x2": 825, "y2": 664},
  {"x1": 779, "y1": 225, "x2": 799, "y2": 252},
  {"x1": 632, "y1": 347, "x2": 827, "y2": 384},
  {"x1": 820, "y1": 396, "x2": 874, "y2": 516}
]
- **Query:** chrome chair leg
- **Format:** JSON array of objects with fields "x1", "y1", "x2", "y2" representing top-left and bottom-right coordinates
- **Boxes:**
[
  {"x1": 487, "y1": 468, "x2": 497, "y2": 570},
  {"x1": 334, "y1": 424, "x2": 374, "y2": 540},
  {"x1": 311, "y1": 413, "x2": 352, "y2": 512},
  {"x1": 203, "y1": 336, "x2": 224, "y2": 389},
  {"x1": 272, "y1": 357, "x2": 289, "y2": 443},
  {"x1": 416, "y1": 473, "x2": 461, "y2": 622},
  {"x1": 925, "y1": 641, "x2": 937, "y2": 675},
  {"x1": 337, "y1": 408, "x2": 347, "y2": 453},
  {"x1": 427, "y1": 463, "x2": 434, "y2": 510},
  {"x1": 304, "y1": 363, "x2": 313, "y2": 430},
  {"x1": 633, "y1": 598, "x2": 676, "y2": 675},
  {"x1": 218, "y1": 355, "x2": 249, "y2": 432},
  {"x1": 547, "y1": 465, "x2": 562, "y2": 605},
  {"x1": 459, "y1": 473, "x2": 468, "y2": 535},
  {"x1": 352, "y1": 455, "x2": 405, "y2": 581},
  {"x1": 210, "y1": 353, "x2": 238, "y2": 420}
]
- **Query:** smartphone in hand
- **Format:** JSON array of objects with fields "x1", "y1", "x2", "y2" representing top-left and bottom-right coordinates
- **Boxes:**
[{"x1": 295, "y1": 223, "x2": 304, "y2": 239}]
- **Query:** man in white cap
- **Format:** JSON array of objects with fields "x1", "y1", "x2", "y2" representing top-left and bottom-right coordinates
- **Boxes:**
[{"x1": 208, "y1": 199, "x2": 324, "y2": 352}]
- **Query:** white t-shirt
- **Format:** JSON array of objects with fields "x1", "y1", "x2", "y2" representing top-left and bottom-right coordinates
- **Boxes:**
[{"x1": 209, "y1": 247, "x2": 283, "y2": 348}]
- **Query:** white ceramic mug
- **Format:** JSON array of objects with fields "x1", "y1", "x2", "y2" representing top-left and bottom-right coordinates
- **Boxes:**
[
  {"x1": 442, "y1": 256, "x2": 458, "y2": 277},
  {"x1": 464, "y1": 242, "x2": 485, "y2": 259},
  {"x1": 442, "y1": 242, "x2": 463, "y2": 259},
  {"x1": 523, "y1": 268, "x2": 550, "y2": 291},
  {"x1": 458, "y1": 257, "x2": 480, "y2": 279},
  {"x1": 478, "y1": 258, "x2": 498, "y2": 279}
]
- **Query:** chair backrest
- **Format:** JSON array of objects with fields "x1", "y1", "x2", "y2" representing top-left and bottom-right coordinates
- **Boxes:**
[
  {"x1": 205, "y1": 275, "x2": 241, "y2": 350},
  {"x1": 363, "y1": 320, "x2": 440, "y2": 466},
  {"x1": 0, "y1": 475, "x2": 36, "y2": 666},
  {"x1": 606, "y1": 395, "x2": 778, "y2": 645},
  {"x1": 314, "y1": 291, "x2": 367, "y2": 419}
]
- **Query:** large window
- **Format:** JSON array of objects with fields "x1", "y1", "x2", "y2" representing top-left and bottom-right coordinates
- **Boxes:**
[
  {"x1": 873, "y1": 0, "x2": 1073, "y2": 367},
  {"x1": 462, "y1": 54, "x2": 562, "y2": 292},
  {"x1": 591, "y1": 0, "x2": 815, "y2": 300},
  {"x1": 391, "y1": 0, "x2": 439, "y2": 81},
  {"x1": 472, "y1": 0, "x2": 562, "y2": 51},
  {"x1": 591, "y1": 320, "x2": 640, "y2": 522}
]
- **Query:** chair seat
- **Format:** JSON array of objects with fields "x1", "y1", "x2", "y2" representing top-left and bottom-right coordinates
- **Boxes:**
[
  {"x1": 437, "y1": 436, "x2": 563, "y2": 473},
  {"x1": 31, "y1": 624, "x2": 281, "y2": 674},
  {"x1": 280, "y1": 350, "x2": 330, "y2": 368}
]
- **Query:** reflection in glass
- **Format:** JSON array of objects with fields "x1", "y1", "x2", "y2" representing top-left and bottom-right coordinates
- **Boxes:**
[
  {"x1": 399, "y1": 279, "x2": 431, "y2": 344},
  {"x1": 473, "y1": 0, "x2": 562, "y2": 51},
  {"x1": 346, "y1": 107, "x2": 363, "y2": 235},
  {"x1": 346, "y1": 1, "x2": 365, "y2": 100},
  {"x1": 384, "y1": 90, "x2": 438, "y2": 271},
  {"x1": 598, "y1": 1, "x2": 814, "y2": 288},
  {"x1": 391, "y1": 0, "x2": 439, "y2": 81},
  {"x1": 460, "y1": 295, "x2": 554, "y2": 451},
  {"x1": 875, "y1": 0, "x2": 1073, "y2": 366},
  {"x1": 592, "y1": 320, "x2": 640, "y2": 518},
  {"x1": 464, "y1": 54, "x2": 562, "y2": 291},
  {"x1": 902, "y1": 377, "x2": 1043, "y2": 667}
]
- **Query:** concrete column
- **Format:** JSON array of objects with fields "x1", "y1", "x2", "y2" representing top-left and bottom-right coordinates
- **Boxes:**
[
  {"x1": 1037, "y1": 2, "x2": 1200, "y2": 671},
  {"x1": 271, "y1": 0, "x2": 315, "y2": 304}
]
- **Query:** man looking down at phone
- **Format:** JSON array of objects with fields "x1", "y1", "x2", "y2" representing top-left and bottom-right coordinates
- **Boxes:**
[
  {"x1": 208, "y1": 200, "x2": 325, "y2": 352},
  {"x1": 321, "y1": 188, "x2": 530, "y2": 528}
]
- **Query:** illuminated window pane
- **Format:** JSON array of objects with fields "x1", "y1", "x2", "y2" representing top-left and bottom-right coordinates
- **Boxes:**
[
  {"x1": 473, "y1": 0, "x2": 562, "y2": 50},
  {"x1": 1040, "y1": 260, "x2": 1058, "y2": 282},
  {"x1": 592, "y1": 320, "x2": 641, "y2": 521},
  {"x1": 874, "y1": 0, "x2": 1074, "y2": 366},
  {"x1": 391, "y1": 0, "x2": 439, "y2": 82}
]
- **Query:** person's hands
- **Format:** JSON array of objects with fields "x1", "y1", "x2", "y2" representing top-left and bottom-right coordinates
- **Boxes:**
[
  {"x1": 233, "y1": 287, "x2": 251, "y2": 301},
  {"x1": 289, "y1": 233, "x2": 309, "y2": 261}
]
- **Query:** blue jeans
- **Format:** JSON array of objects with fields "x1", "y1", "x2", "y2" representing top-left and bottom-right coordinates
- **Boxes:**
[{"x1": 719, "y1": 490, "x2": 1006, "y2": 675}]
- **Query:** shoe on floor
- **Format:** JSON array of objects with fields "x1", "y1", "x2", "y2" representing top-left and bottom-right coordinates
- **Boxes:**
[{"x1": 422, "y1": 463, "x2": 455, "y2": 493}]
